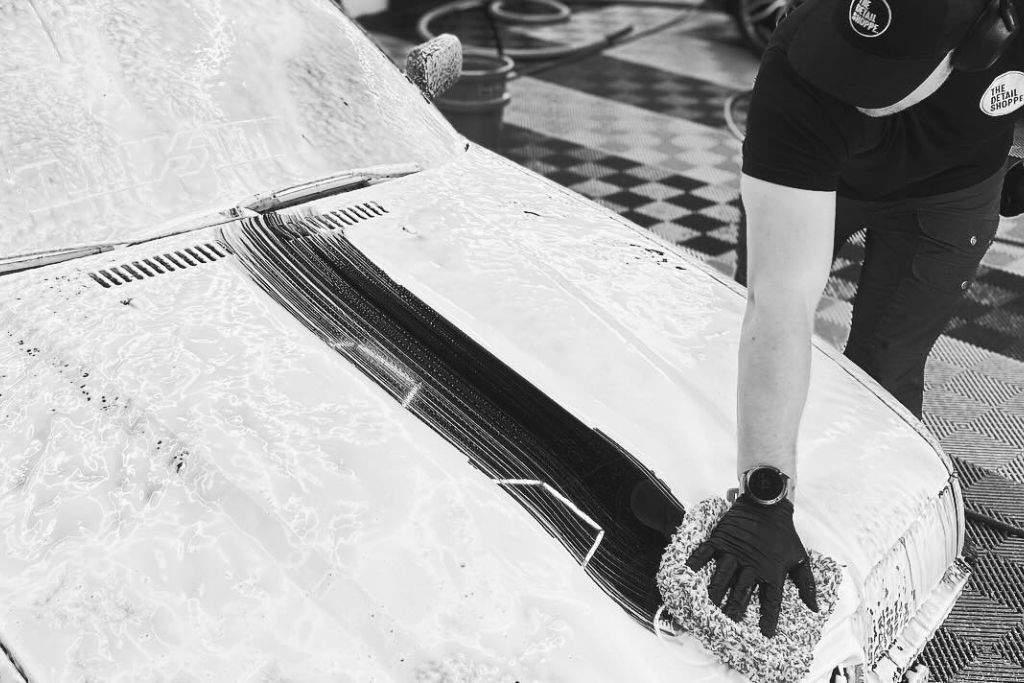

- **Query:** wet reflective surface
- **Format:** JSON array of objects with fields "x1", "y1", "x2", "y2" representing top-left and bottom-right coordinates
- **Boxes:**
[
  {"x1": 0, "y1": 226, "x2": 741, "y2": 681},
  {"x1": 334, "y1": 146, "x2": 965, "y2": 679},
  {"x1": 0, "y1": 0, "x2": 462, "y2": 258}
]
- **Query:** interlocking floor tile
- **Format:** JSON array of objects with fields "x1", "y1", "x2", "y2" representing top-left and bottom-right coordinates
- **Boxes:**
[
  {"x1": 994, "y1": 537, "x2": 1024, "y2": 566},
  {"x1": 944, "y1": 590, "x2": 1024, "y2": 649},
  {"x1": 996, "y1": 623, "x2": 1024, "y2": 669},
  {"x1": 949, "y1": 655, "x2": 1024, "y2": 682},
  {"x1": 942, "y1": 369, "x2": 1024, "y2": 408},
  {"x1": 814, "y1": 297, "x2": 853, "y2": 350},
  {"x1": 967, "y1": 515, "x2": 1013, "y2": 553},
  {"x1": 968, "y1": 475, "x2": 1024, "y2": 521},
  {"x1": 926, "y1": 361, "x2": 966, "y2": 396},
  {"x1": 501, "y1": 123, "x2": 736, "y2": 258},
  {"x1": 923, "y1": 388, "x2": 996, "y2": 424},
  {"x1": 1000, "y1": 454, "x2": 1024, "y2": 486},
  {"x1": 930, "y1": 337, "x2": 1004, "y2": 371},
  {"x1": 942, "y1": 427, "x2": 1024, "y2": 470},
  {"x1": 530, "y1": 53, "x2": 737, "y2": 129},
  {"x1": 507, "y1": 76, "x2": 743, "y2": 186},
  {"x1": 968, "y1": 553, "x2": 1024, "y2": 614},
  {"x1": 970, "y1": 409, "x2": 1024, "y2": 451},
  {"x1": 608, "y1": 13, "x2": 760, "y2": 90},
  {"x1": 919, "y1": 628, "x2": 981, "y2": 683}
]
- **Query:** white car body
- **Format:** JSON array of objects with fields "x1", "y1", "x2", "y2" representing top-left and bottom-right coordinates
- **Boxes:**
[{"x1": 0, "y1": 1, "x2": 967, "y2": 681}]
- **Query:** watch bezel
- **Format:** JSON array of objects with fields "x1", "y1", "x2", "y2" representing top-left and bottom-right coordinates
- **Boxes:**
[{"x1": 741, "y1": 465, "x2": 790, "y2": 506}]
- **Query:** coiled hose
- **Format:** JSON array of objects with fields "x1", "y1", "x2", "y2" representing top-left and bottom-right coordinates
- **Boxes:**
[{"x1": 416, "y1": 0, "x2": 700, "y2": 74}]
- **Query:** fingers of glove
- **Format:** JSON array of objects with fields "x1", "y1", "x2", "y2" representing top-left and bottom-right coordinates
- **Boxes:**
[
  {"x1": 758, "y1": 584, "x2": 784, "y2": 638},
  {"x1": 685, "y1": 542, "x2": 716, "y2": 573},
  {"x1": 722, "y1": 566, "x2": 759, "y2": 622},
  {"x1": 707, "y1": 553, "x2": 739, "y2": 607},
  {"x1": 790, "y1": 559, "x2": 819, "y2": 612}
]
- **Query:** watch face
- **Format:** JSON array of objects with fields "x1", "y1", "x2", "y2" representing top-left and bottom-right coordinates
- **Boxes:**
[{"x1": 748, "y1": 467, "x2": 786, "y2": 502}]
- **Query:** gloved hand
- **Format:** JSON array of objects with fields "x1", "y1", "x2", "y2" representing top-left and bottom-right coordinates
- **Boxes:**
[
  {"x1": 685, "y1": 494, "x2": 818, "y2": 637},
  {"x1": 1001, "y1": 161, "x2": 1024, "y2": 217}
]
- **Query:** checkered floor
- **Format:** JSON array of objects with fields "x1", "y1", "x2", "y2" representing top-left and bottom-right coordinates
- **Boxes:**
[
  {"x1": 361, "y1": 3, "x2": 1024, "y2": 680},
  {"x1": 501, "y1": 121, "x2": 741, "y2": 262}
]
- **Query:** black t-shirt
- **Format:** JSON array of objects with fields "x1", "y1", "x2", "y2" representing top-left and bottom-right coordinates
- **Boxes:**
[{"x1": 742, "y1": 9, "x2": 1024, "y2": 200}]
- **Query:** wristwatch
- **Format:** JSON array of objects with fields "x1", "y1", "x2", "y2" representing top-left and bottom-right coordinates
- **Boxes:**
[{"x1": 740, "y1": 465, "x2": 791, "y2": 506}]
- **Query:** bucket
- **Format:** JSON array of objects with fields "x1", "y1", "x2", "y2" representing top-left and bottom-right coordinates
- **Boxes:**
[{"x1": 436, "y1": 52, "x2": 516, "y2": 151}]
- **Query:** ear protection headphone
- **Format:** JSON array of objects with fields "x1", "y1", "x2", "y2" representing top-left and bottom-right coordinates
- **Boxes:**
[{"x1": 952, "y1": 0, "x2": 1020, "y2": 71}]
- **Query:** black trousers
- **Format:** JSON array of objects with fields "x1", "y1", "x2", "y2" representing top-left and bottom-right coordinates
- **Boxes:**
[{"x1": 735, "y1": 171, "x2": 1004, "y2": 418}]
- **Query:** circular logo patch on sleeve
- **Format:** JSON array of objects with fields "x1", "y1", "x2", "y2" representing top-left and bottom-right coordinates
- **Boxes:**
[
  {"x1": 849, "y1": 0, "x2": 891, "y2": 38},
  {"x1": 981, "y1": 71, "x2": 1024, "y2": 116}
]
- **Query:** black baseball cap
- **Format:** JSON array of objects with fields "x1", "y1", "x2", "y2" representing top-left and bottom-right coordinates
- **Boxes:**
[{"x1": 788, "y1": 0, "x2": 988, "y2": 108}]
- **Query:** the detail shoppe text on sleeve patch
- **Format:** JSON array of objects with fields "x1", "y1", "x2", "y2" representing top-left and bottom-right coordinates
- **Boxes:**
[{"x1": 981, "y1": 71, "x2": 1024, "y2": 116}]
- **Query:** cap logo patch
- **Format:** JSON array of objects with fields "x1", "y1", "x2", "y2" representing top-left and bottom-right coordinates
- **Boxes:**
[
  {"x1": 848, "y1": 0, "x2": 891, "y2": 38},
  {"x1": 981, "y1": 71, "x2": 1024, "y2": 116}
]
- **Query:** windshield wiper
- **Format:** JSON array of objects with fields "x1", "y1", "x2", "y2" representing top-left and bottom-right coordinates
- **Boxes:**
[
  {"x1": 0, "y1": 207, "x2": 251, "y2": 277},
  {"x1": 0, "y1": 244, "x2": 116, "y2": 276},
  {"x1": 0, "y1": 163, "x2": 423, "y2": 276},
  {"x1": 240, "y1": 162, "x2": 421, "y2": 213}
]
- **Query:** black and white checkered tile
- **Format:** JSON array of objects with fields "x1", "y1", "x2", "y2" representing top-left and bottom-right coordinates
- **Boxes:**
[{"x1": 502, "y1": 123, "x2": 740, "y2": 257}]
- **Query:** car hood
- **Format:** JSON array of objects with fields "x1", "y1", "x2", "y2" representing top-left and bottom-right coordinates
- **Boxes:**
[{"x1": 0, "y1": 146, "x2": 964, "y2": 681}]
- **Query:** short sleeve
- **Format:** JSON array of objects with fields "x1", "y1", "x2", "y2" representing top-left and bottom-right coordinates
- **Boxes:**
[{"x1": 741, "y1": 48, "x2": 854, "y2": 192}]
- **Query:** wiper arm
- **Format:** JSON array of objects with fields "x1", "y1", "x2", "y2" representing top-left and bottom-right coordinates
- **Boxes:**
[
  {"x1": 0, "y1": 162, "x2": 422, "y2": 276},
  {"x1": 240, "y1": 162, "x2": 421, "y2": 213},
  {"x1": 0, "y1": 207, "x2": 253, "y2": 277},
  {"x1": 0, "y1": 245, "x2": 115, "y2": 276}
]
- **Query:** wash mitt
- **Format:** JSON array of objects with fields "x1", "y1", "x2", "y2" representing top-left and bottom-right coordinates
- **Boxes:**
[{"x1": 657, "y1": 497, "x2": 843, "y2": 683}]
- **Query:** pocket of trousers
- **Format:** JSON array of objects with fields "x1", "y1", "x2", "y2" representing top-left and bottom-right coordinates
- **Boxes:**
[{"x1": 912, "y1": 209, "x2": 998, "y2": 292}]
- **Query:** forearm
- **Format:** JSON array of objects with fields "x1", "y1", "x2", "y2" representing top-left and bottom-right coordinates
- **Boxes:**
[
  {"x1": 736, "y1": 289, "x2": 816, "y2": 489},
  {"x1": 735, "y1": 174, "x2": 834, "y2": 493}
]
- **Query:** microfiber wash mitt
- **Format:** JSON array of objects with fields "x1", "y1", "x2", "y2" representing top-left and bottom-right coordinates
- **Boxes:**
[{"x1": 657, "y1": 497, "x2": 843, "y2": 683}]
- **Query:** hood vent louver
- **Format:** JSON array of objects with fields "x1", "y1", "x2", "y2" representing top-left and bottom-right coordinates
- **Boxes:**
[
  {"x1": 86, "y1": 201, "x2": 388, "y2": 289},
  {"x1": 295, "y1": 201, "x2": 388, "y2": 234},
  {"x1": 335, "y1": 200, "x2": 388, "y2": 224},
  {"x1": 245, "y1": 201, "x2": 389, "y2": 240},
  {"x1": 88, "y1": 242, "x2": 229, "y2": 288}
]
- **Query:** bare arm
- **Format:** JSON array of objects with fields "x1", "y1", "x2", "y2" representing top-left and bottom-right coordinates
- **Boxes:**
[
  {"x1": 737, "y1": 174, "x2": 836, "y2": 490},
  {"x1": 685, "y1": 174, "x2": 834, "y2": 634}
]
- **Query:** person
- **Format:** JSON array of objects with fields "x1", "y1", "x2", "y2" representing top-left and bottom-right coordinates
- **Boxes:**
[{"x1": 684, "y1": 0, "x2": 1024, "y2": 637}]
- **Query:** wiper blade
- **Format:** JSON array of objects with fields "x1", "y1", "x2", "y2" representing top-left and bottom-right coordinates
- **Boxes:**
[
  {"x1": 0, "y1": 245, "x2": 114, "y2": 276},
  {"x1": 241, "y1": 162, "x2": 421, "y2": 213},
  {"x1": 0, "y1": 162, "x2": 422, "y2": 277},
  {"x1": 0, "y1": 207, "x2": 253, "y2": 277}
]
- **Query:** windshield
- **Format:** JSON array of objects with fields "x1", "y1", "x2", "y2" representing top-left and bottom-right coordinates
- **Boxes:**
[{"x1": 0, "y1": 0, "x2": 463, "y2": 258}]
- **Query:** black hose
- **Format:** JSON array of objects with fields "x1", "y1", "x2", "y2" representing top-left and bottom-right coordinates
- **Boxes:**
[
  {"x1": 512, "y1": 25, "x2": 634, "y2": 77},
  {"x1": 480, "y1": 2, "x2": 506, "y2": 57},
  {"x1": 993, "y1": 235, "x2": 1024, "y2": 248},
  {"x1": 490, "y1": 0, "x2": 572, "y2": 23},
  {"x1": 568, "y1": 0, "x2": 711, "y2": 6},
  {"x1": 418, "y1": 0, "x2": 636, "y2": 62},
  {"x1": 966, "y1": 508, "x2": 1024, "y2": 538}
]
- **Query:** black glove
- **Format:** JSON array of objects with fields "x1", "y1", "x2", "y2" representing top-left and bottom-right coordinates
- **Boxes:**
[
  {"x1": 686, "y1": 494, "x2": 818, "y2": 637},
  {"x1": 1001, "y1": 161, "x2": 1024, "y2": 217}
]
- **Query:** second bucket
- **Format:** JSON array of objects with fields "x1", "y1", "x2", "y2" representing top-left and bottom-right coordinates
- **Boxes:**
[{"x1": 436, "y1": 52, "x2": 516, "y2": 150}]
